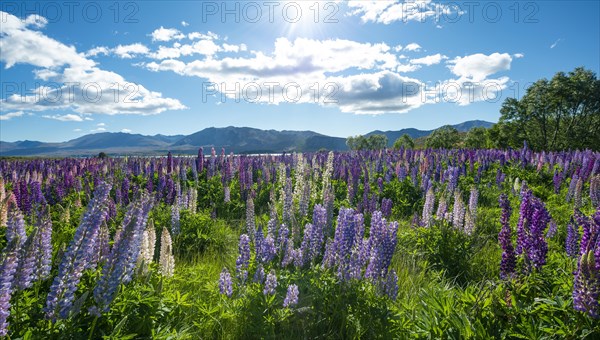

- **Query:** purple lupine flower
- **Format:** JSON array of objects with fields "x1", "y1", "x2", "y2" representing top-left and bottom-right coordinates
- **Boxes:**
[
  {"x1": 197, "y1": 148, "x2": 204, "y2": 174},
  {"x1": 259, "y1": 236, "x2": 277, "y2": 264},
  {"x1": 591, "y1": 175, "x2": 600, "y2": 208},
  {"x1": 308, "y1": 205, "x2": 326, "y2": 263},
  {"x1": 365, "y1": 211, "x2": 398, "y2": 282},
  {"x1": 553, "y1": 169, "x2": 563, "y2": 194},
  {"x1": 574, "y1": 178, "x2": 583, "y2": 209},
  {"x1": 496, "y1": 169, "x2": 505, "y2": 189},
  {"x1": 0, "y1": 239, "x2": 20, "y2": 337},
  {"x1": 219, "y1": 268, "x2": 233, "y2": 297},
  {"x1": 383, "y1": 269, "x2": 399, "y2": 300},
  {"x1": 573, "y1": 250, "x2": 599, "y2": 318},
  {"x1": 253, "y1": 264, "x2": 265, "y2": 284},
  {"x1": 498, "y1": 194, "x2": 516, "y2": 279},
  {"x1": 527, "y1": 198, "x2": 551, "y2": 270},
  {"x1": 92, "y1": 193, "x2": 153, "y2": 314},
  {"x1": 33, "y1": 210, "x2": 53, "y2": 281},
  {"x1": 44, "y1": 181, "x2": 111, "y2": 321},
  {"x1": 283, "y1": 284, "x2": 299, "y2": 307},
  {"x1": 422, "y1": 187, "x2": 435, "y2": 227},
  {"x1": 6, "y1": 206, "x2": 26, "y2": 245},
  {"x1": 546, "y1": 220, "x2": 558, "y2": 239},
  {"x1": 236, "y1": 234, "x2": 251, "y2": 283},
  {"x1": 263, "y1": 270, "x2": 278, "y2": 295},
  {"x1": 566, "y1": 219, "x2": 580, "y2": 258},
  {"x1": 381, "y1": 198, "x2": 393, "y2": 218},
  {"x1": 567, "y1": 174, "x2": 579, "y2": 202}
]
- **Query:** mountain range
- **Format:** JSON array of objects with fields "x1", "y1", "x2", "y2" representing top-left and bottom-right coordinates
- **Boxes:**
[{"x1": 0, "y1": 120, "x2": 494, "y2": 157}]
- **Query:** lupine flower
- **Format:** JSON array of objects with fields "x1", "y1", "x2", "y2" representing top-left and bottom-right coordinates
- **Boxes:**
[
  {"x1": 246, "y1": 197, "x2": 256, "y2": 240},
  {"x1": 436, "y1": 195, "x2": 447, "y2": 221},
  {"x1": 171, "y1": 200, "x2": 180, "y2": 236},
  {"x1": 219, "y1": 268, "x2": 233, "y2": 297},
  {"x1": 452, "y1": 190, "x2": 465, "y2": 230},
  {"x1": 566, "y1": 219, "x2": 580, "y2": 258},
  {"x1": 159, "y1": 227, "x2": 175, "y2": 277},
  {"x1": 93, "y1": 193, "x2": 153, "y2": 313},
  {"x1": 253, "y1": 264, "x2": 265, "y2": 284},
  {"x1": 283, "y1": 284, "x2": 299, "y2": 307},
  {"x1": 381, "y1": 198, "x2": 393, "y2": 218},
  {"x1": 546, "y1": 220, "x2": 558, "y2": 239},
  {"x1": 422, "y1": 187, "x2": 435, "y2": 227},
  {"x1": 0, "y1": 239, "x2": 20, "y2": 337},
  {"x1": 44, "y1": 181, "x2": 111, "y2": 321},
  {"x1": 236, "y1": 234, "x2": 251, "y2": 283},
  {"x1": 498, "y1": 194, "x2": 516, "y2": 279},
  {"x1": 365, "y1": 211, "x2": 398, "y2": 282},
  {"x1": 573, "y1": 249, "x2": 599, "y2": 318},
  {"x1": 383, "y1": 269, "x2": 399, "y2": 300},
  {"x1": 591, "y1": 175, "x2": 600, "y2": 208},
  {"x1": 263, "y1": 270, "x2": 278, "y2": 295}
]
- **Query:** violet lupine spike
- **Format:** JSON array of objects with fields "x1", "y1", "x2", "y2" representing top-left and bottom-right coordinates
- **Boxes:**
[
  {"x1": 263, "y1": 270, "x2": 278, "y2": 295},
  {"x1": 219, "y1": 268, "x2": 233, "y2": 297},
  {"x1": 0, "y1": 239, "x2": 20, "y2": 337},
  {"x1": 44, "y1": 181, "x2": 111, "y2": 321},
  {"x1": 452, "y1": 190, "x2": 465, "y2": 231},
  {"x1": 422, "y1": 187, "x2": 435, "y2": 227},
  {"x1": 92, "y1": 193, "x2": 154, "y2": 314},
  {"x1": 498, "y1": 194, "x2": 516, "y2": 279},
  {"x1": 566, "y1": 219, "x2": 580, "y2": 258},
  {"x1": 591, "y1": 175, "x2": 600, "y2": 208},
  {"x1": 235, "y1": 234, "x2": 251, "y2": 283},
  {"x1": 283, "y1": 284, "x2": 299, "y2": 308},
  {"x1": 573, "y1": 250, "x2": 599, "y2": 318},
  {"x1": 381, "y1": 198, "x2": 393, "y2": 218}
]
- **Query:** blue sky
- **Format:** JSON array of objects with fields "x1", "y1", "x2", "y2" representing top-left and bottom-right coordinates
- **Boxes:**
[{"x1": 1, "y1": 1, "x2": 598, "y2": 142}]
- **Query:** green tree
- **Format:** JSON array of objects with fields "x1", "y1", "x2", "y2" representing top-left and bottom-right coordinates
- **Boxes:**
[
  {"x1": 367, "y1": 134, "x2": 388, "y2": 150},
  {"x1": 425, "y1": 125, "x2": 461, "y2": 149},
  {"x1": 346, "y1": 134, "x2": 388, "y2": 150},
  {"x1": 495, "y1": 67, "x2": 600, "y2": 151},
  {"x1": 393, "y1": 134, "x2": 415, "y2": 149},
  {"x1": 463, "y1": 127, "x2": 489, "y2": 149}
]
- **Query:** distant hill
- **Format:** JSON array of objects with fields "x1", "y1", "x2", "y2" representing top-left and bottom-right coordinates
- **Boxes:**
[{"x1": 0, "y1": 120, "x2": 494, "y2": 156}]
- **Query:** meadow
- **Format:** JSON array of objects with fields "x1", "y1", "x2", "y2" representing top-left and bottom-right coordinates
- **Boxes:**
[{"x1": 0, "y1": 146, "x2": 599, "y2": 339}]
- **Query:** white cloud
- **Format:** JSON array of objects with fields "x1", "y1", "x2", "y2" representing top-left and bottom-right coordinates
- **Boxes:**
[
  {"x1": 550, "y1": 38, "x2": 562, "y2": 49},
  {"x1": 181, "y1": 21, "x2": 189, "y2": 27},
  {"x1": 97, "y1": 123, "x2": 106, "y2": 127},
  {"x1": 404, "y1": 43, "x2": 421, "y2": 52},
  {"x1": 85, "y1": 46, "x2": 110, "y2": 57},
  {"x1": 121, "y1": 128, "x2": 132, "y2": 133},
  {"x1": 347, "y1": 1, "x2": 463, "y2": 25},
  {"x1": 91, "y1": 127, "x2": 107, "y2": 133},
  {"x1": 513, "y1": 53, "x2": 525, "y2": 58},
  {"x1": 151, "y1": 26, "x2": 185, "y2": 42},
  {"x1": 24, "y1": 14, "x2": 48, "y2": 28},
  {"x1": 0, "y1": 11, "x2": 186, "y2": 116},
  {"x1": 113, "y1": 43, "x2": 149, "y2": 59},
  {"x1": 188, "y1": 31, "x2": 218, "y2": 40},
  {"x1": 447, "y1": 53, "x2": 512, "y2": 81},
  {"x1": 0, "y1": 111, "x2": 25, "y2": 120},
  {"x1": 42, "y1": 114, "x2": 84, "y2": 122},
  {"x1": 410, "y1": 53, "x2": 446, "y2": 66},
  {"x1": 73, "y1": 128, "x2": 82, "y2": 132}
]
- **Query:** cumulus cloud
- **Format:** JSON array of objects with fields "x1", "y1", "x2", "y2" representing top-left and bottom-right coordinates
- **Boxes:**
[
  {"x1": 113, "y1": 43, "x2": 150, "y2": 59},
  {"x1": 404, "y1": 43, "x2": 422, "y2": 52},
  {"x1": 151, "y1": 26, "x2": 185, "y2": 42},
  {"x1": 0, "y1": 11, "x2": 186, "y2": 116},
  {"x1": 42, "y1": 114, "x2": 84, "y2": 122},
  {"x1": 121, "y1": 128, "x2": 132, "y2": 133},
  {"x1": 0, "y1": 111, "x2": 26, "y2": 120},
  {"x1": 181, "y1": 21, "x2": 189, "y2": 27},
  {"x1": 447, "y1": 53, "x2": 512, "y2": 81}
]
